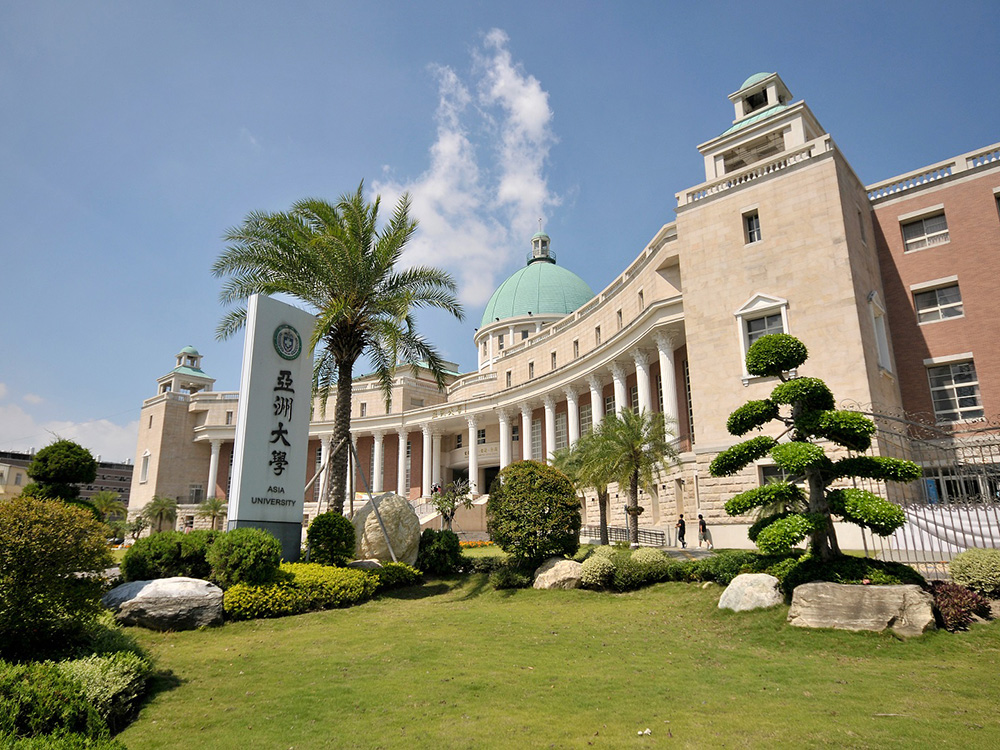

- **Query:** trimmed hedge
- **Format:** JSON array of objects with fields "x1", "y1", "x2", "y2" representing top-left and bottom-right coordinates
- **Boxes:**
[
  {"x1": 949, "y1": 548, "x2": 1000, "y2": 598},
  {"x1": 745, "y1": 334, "x2": 808, "y2": 377},
  {"x1": 222, "y1": 563, "x2": 383, "y2": 620},
  {"x1": 206, "y1": 527, "x2": 282, "y2": 588},
  {"x1": 726, "y1": 399, "x2": 779, "y2": 436},
  {"x1": 580, "y1": 555, "x2": 615, "y2": 589},
  {"x1": 795, "y1": 409, "x2": 876, "y2": 452},
  {"x1": 709, "y1": 436, "x2": 777, "y2": 477},
  {"x1": 0, "y1": 733, "x2": 126, "y2": 749},
  {"x1": 120, "y1": 530, "x2": 217, "y2": 582},
  {"x1": 769, "y1": 377, "x2": 835, "y2": 411}
]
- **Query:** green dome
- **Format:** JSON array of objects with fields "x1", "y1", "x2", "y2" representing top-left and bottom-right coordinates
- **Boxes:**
[
  {"x1": 481, "y1": 258, "x2": 595, "y2": 328},
  {"x1": 739, "y1": 72, "x2": 772, "y2": 91},
  {"x1": 178, "y1": 345, "x2": 200, "y2": 356}
]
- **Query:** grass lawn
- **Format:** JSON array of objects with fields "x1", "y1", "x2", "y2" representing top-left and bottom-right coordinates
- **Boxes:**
[{"x1": 120, "y1": 576, "x2": 1000, "y2": 749}]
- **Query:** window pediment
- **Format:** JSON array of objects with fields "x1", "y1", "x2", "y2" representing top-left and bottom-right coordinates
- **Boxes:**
[{"x1": 734, "y1": 293, "x2": 788, "y2": 317}]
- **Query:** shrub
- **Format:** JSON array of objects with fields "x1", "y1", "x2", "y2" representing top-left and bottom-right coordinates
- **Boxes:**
[
  {"x1": 280, "y1": 563, "x2": 378, "y2": 609},
  {"x1": 306, "y1": 513, "x2": 355, "y2": 566},
  {"x1": 207, "y1": 527, "x2": 282, "y2": 588},
  {"x1": 726, "y1": 399, "x2": 779, "y2": 436},
  {"x1": 120, "y1": 530, "x2": 217, "y2": 581},
  {"x1": 368, "y1": 562, "x2": 422, "y2": 591},
  {"x1": 489, "y1": 566, "x2": 532, "y2": 590},
  {"x1": 580, "y1": 555, "x2": 615, "y2": 589},
  {"x1": 931, "y1": 581, "x2": 991, "y2": 632},
  {"x1": 744, "y1": 333, "x2": 808, "y2": 377},
  {"x1": 0, "y1": 661, "x2": 107, "y2": 740},
  {"x1": 0, "y1": 497, "x2": 112, "y2": 661},
  {"x1": 709, "y1": 436, "x2": 777, "y2": 477},
  {"x1": 223, "y1": 582, "x2": 310, "y2": 621},
  {"x1": 949, "y1": 548, "x2": 1000, "y2": 598},
  {"x1": 0, "y1": 733, "x2": 126, "y2": 749},
  {"x1": 780, "y1": 555, "x2": 924, "y2": 595},
  {"x1": 591, "y1": 545, "x2": 616, "y2": 559},
  {"x1": 629, "y1": 548, "x2": 672, "y2": 583},
  {"x1": 695, "y1": 550, "x2": 762, "y2": 586},
  {"x1": 464, "y1": 555, "x2": 506, "y2": 574},
  {"x1": 415, "y1": 529, "x2": 463, "y2": 575},
  {"x1": 486, "y1": 460, "x2": 581, "y2": 564},
  {"x1": 54, "y1": 652, "x2": 151, "y2": 732}
]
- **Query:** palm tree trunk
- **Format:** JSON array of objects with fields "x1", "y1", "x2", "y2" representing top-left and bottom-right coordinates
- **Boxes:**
[
  {"x1": 628, "y1": 471, "x2": 640, "y2": 547},
  {"x1": 329, "y1": 359, "x2": 355, "y2": 515},
  {"x1": 598, "y1": 489, "x2": 609, "y2": 545}
]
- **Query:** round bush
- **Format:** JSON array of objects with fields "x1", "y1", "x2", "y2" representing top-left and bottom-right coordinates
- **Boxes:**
[
  {"x1": 769, "y1": 377, "x2": 835, "y2": 411},
  {"x1": 486, "y1": 460, "x2": 581, "y2": 564},
  {"x1": 0, "y1": 497, "x2": 112, "y2": 660},
  {"x1": 591, "y1": 545, "x2": 615, "y2": 559},
  {"x1": 0, "y1": 661, "x2": 107, "y2": 740},
  {"x1": 415, "y1": 529, "x2": 463, "y2": 575},
  {"x1": 745, "y1": 334, "x2": 808, "y2": 377},
  {"x1": 207, "y1": 527, "x2": 282, "y2": 588},
  {"x1": 950, "y1": 548, "x2": 1000, "y2": 598},
  {"x1": 306, "y1": 512, "x2": 355, "y2": 566},
  {"x1": 279, "y1": 563, "x2": 378, "y2": 609},
  {"x1": 120, "y1": 530, "x2": 217, "y2": 581},
  {"x1": 580, "y1": 555, "x2": 615, "y2": 589}
]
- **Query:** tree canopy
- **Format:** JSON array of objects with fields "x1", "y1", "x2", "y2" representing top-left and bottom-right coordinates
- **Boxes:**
[{"x1": 24, "y1": 439, "x2": 97, "y2": 501}]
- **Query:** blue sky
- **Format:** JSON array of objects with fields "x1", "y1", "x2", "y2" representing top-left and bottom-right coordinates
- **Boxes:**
[{"x1": 1, "y1": 1, "x2": 997, "y2": 462}]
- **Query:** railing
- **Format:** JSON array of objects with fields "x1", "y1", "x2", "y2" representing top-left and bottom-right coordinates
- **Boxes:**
[
  {"x1": 866, "y1": 141, "x2": 1000, "y2": 201},
  {"x1": 190, "y1": 391, "x2": 239, "y2": 402},
  {"x1": 447, "y1": 371, "x2": 497, "y2": 395},
  {"x1": 678, "y1": 137, "x2": 831, "y2": 205},
  {"x1": 581, "y1": 524, "x2": 666, "y2": 547}
]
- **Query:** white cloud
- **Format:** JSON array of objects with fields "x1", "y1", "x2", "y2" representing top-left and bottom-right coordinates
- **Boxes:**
[
  {"x1": 374, "y1": 29, "x2": 559, "y2": 306},
  {"x1": 0, "y1": 402, "x2": 138, "y2": 463},
  {"x1": 23, "y1": 393, "x2": 43, "y2": 405}
]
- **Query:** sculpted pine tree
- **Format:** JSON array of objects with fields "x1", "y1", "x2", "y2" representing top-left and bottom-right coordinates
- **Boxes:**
[{"x1": 709, "y1": 334, "x2": 920, "y2": 561}]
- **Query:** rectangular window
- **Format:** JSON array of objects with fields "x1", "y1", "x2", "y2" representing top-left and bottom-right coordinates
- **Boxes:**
[
  {"x1": 188, "y1": 484, "x2": 204, "y2": 503},
  {"x1": 148, "y1": 415, "x2": 153, "y2": 429},
  {"x1": 555, "y1": 412, "x2": 568, "y2": 450},
  {"x1": 511, "y1": 425, "x2": 519, "y2": 442},
  {"x1": 928, "y1": 360, "x2": 983, "y2": 422},
  {"x1": 616, "y1": 309, "x2": 623, "y2": 330},
  {"x1": 477, "y1": 428, "x2": 486, "y2": 445},
  {"x1": 140, "y1": 454, "x2": 149, "y2": 483},
  {"x1": 498, "y1": 334, "x2": 505, "y2": 351},
  {"x1": 551, "y1": 352, "x2": 557, "y2": 370},
  {"x1": 481, "y1": 341, "x2": 487, "y2": 357},
  {"x1": 638, "y1": 290, "x2": 645, "y2": 309},
  {"x1": 858, "y1": 208, "x2": 867, "y2": 245},
  {"x1": 505, "y1": 371, "x2": 512, "y2": 388},
  {"x1": 595, "y1": 326, "x2": 601, "y2": 345},
  {"x1": 528, "y1": 361, "x2": 535, "y2": 379},
  {"x1": 531, "y1": 419, "x2": 543, "y2": 459},
  {"x1": 455, "y1": 433, "x2": 463, "y2": 449},
  {"x1": 573, "y1": 339, "x2": 579, "y2": 359},
  {"x1": 225, "y1": 410, "x2": 233, "y2": 425},
  {"x1": 902, "y1": 212, "x2": 949, "y2": 251},
  {"x1": 521, "y1": 330, "x2": 529, "y2": 340},
  {"x1": 760, "y1": 465, "x2": 791, "y2": 485},
  {"x1": 655, "y1": 374, "x2": 662, "y2": 412},
  {"x1": 14, "y1": 473, "x2": 22, "y2": 486},
  {"x1": 360, "y1": 402, "x2": 367, "y2": 417},
  {"x1": 744, "y1": 210, "x2": 762, "y2": 243},
  {"x1": 629, "y1": 385, "x2": 639, "y2": 413},
  {"x1": 605, "y1": 394, "x2": 615, "y2": 416},
  {"x1": 914, "y1": 284, "x2": 963, "y2": 323},
  {"x1": 580, "y1": 403, "x2": 593, "y2": 435},
  {"x1": 405, "y1": 441, "x2": 412, "y2": 490},
  {"x1": 746, "y1": 313, "x2": 783, "y2": 346},
  {"x1": 410, "y1": 398, "x2": 424, "y2": 407}
]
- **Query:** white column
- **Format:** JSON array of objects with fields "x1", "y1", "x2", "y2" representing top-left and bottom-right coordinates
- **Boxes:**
[
  {"x1": 498, "y1": 409, "x2": 512, "y2": 468},
  {"x1": 587, "y1": 374, "x2": 605, "y2": 427},
  {"x1": 319, "y1": 435, "x2": 332, "y2": 508},
  {"x1": 543, "y1": 395, "x2": 557, "y2": 462},
  {"x1": 564, "y1": 387, "x2": 580, "y2": 446},
  {"x1": 520, "y1": 404, "x2": 533, "y2": 461},
  {"x1": 372, "y1": 431, "x2": 384, "y2": 493},
  {"x1": 632, "y1": 348, "x2": 652, "y2": 414},
  {"x1": 611, "y1": 361, "x2": 629, "y2": 415},
  {"x1": 396, "y1": 429, "x2": 408, "y2": 497},
  {"x1": 432, "y1": 432, "x2": 442, "y2": 489},
  {"x1": 654, "y1": 331, "x2": 680, "y2": 427},
  {"x1": 422, "y1": 425, "x2": 433, "y2": 497},
  {"x1": 207, "y1": 439, "x2": 222, "y2": 498},
  {"x1": 467, "y1": 415, "x2": 479, "y2": 494}
]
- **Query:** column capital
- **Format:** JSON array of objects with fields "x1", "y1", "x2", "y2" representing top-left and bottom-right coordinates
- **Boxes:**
[
  {"x1": 321, "y1": 434, "x2": 334, "y2": 447},
  {"x1": 396, "y1": 427, "x2": 408, "y2": 439},
  {"x1": 543, "y1": 394, "x2": 557, "y2": 410},
  {"x1": 630, "y1": 347, "x2": 650, "y2": 368},
  {"x1": 371, "y1": 429, "x2": 385, "y2": 440},
  {"x1": 563, "y1": 385, "x2": 579, "y2": 401},
  {"x1": 519, "y1": 402, "x2": 534, "y2": 418},
  {"x1": 586, "y1": 374, "x2": 603, "y2": 391},
  {"x1": 422, "y1": 423, "x2": 433, "y2": 437},
  {"x1": 610, "y1": 361, "x2": 628, "y2": 381},
  {"x1": 466, "y1": 414, "x2": 479, "y2": 429},
  {"x1": 653, "y1": 330, "x2": 678, "y2": 352},
  {"x1": 497, "y1": 408, "x2": 511, "y2": 425}
]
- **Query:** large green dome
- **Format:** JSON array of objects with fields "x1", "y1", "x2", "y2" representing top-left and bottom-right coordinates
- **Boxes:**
[{"x1": 480, "y1": 252, "x2": 595, "y2": 328}]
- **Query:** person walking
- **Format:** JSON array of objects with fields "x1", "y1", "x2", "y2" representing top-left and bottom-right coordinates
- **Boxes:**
[
  {"x1": 697, "y1": 514, "x2": 713, "y2": 549},
  {"x1": 675, "y1": 514, "x2": 686, "y2": 548}
]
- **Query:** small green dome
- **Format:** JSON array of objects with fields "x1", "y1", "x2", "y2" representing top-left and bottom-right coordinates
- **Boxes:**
[
  {"x1": 178, "y1": 345, "x2": 200, "y2": 356},
  {"x1": 739, "y1": 72, "x2": 772, "y2": 91},
  {"x1": 481, "y1": 259, "x2": 594, "y2": 328}
]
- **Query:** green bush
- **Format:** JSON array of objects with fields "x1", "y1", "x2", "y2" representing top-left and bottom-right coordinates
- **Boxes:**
[
  {"x1": 367, "y1": 562, "x2": 422, "y2": 591},
  {"x1": 709, "y1": 436, "x2": 777, "y2": 477},
  {"x1": 222, "y1": 582, "x2": 310, "y2": 620},
  {"x1": 488, "y1": 566, "x2": 532, "y2": 590},
  {"x1": 464, "y1": 555, "x2": 506, "y2": 574},
  {"x1": 826, "y1": 489, "x2": 906, "y2": 536},
  {"x1": 120, "y1": 530, "x2": 217, "y2": 582},
  {"x1": 744, "y1": 334, "x2": 808, "y2": 377},
  {"x1": 281, "y1": 563, "x2": 378, "y2": 609},
  {"x1": 306, "y1": 513, "x2": 355, "y2": 566},
  {"x1": 780, "y1": 554, "x2": 924, "y2": 595},
  {"x1": 726, "y1": 399, "x2": 779, "y2": 436},
  {"x1": 769, "y1": 377, "x2": 835, "y2": 411},
  {"x1": 54, "y1": 652, "x2": 151, "y2": 732},
  {"x1": 931, "y1": 581, "x2": 991, "y2": 632},
  {"x1": 695, "y1": 550, "x2": 762, "y2": 586},
  {"x1": 769, "y1": 442, "x2": 830, "y2": 475},
  {"x1": 0, "y1": 661, "x2": 107, "y2": 740},
  {"x1": 486, "y1": 461, "x2": 581, "y2": 564},
  {"x1": 416, "y1": 529, "x2": 463, "y2": 575},
  {"x1": 754, "y1": 513, "x2": 829, "y2": 555},
  {"x1": 580, "y1": 555, "x2": 615, "y2": 589},
  {"x1": 590, "y1": 545, "x2": 616, "y2": 559},
  {"x1": 949, "y1": 548, "x2": 1000, "y2": 598},
  {"x1": 0, "y1": 497, "x2": 112, "y2": 661},
  {"x1": 207, "y1": 527, "x2": 282, "y2": 588},
  {"x1": 74, "y1": 613, "x2": 146, "y2": 661},
  {"x1": 795, "y1": 409, "x2": 876, "y2": 452},
  {"x1": 0, "y1": 732, "x2": 127, "y2": 749}
]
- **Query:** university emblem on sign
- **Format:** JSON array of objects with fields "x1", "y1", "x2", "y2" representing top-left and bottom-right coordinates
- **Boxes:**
[{"x1": 273, "y1": 324, "x2": 302, "y2": 361}]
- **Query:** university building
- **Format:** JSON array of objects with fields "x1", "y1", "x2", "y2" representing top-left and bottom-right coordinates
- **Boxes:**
[{"x1": 128, "y1": 73, "x2": 1000, "y2": 547}]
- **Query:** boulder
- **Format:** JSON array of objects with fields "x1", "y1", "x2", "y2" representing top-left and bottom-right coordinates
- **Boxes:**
[
  {"x1": 533, "y1": 558, "x2": 583, "y2": 590},
  {"x1": 718, "y1": 573, "x2": 783, "y2": 611},
  {"x1": 346, "y1": 559, "x2": 383, "y2": 571},
  {"x1": 788, "y1": 582, "x2": 935, "y2": 637},
  {"x1": 102, "y1": 576, "x2": 223, "y2": 631},
  {"x1": 352, "y1": 493, "x2": 420, "y2": 565}
]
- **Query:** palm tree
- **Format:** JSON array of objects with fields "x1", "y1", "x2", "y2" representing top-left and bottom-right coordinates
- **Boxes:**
[
  {"x1": 550, "y1": 445, "x2": 609, "y2": 544},
  {"x1": 584, "y1": 409, "x2": 679, "y2": 547},
  {"x1": 89, "y1": 490, "x2": 126, "y2": 522},
  {"x1": 142, "y1": 495, "x2": 178, "y2": 533},
  {"x1": 213, "y1": 184, "x2": 463, "y2": 514},
  {"x1": 197, "y1": 496, "x2": 228, "y2": 531}
]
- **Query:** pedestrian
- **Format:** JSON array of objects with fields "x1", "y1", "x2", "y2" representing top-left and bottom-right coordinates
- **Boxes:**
[
  {"x1": 698, "y1": 514, "x2": 712, "y2": 549},
  {"x1": 675, "y1": 514, "x2": 686, "y2": 548}
]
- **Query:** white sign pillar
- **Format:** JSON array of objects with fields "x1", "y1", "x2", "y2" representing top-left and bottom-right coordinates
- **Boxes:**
[{"x1": 228, "y1": 294, "x2": 316, "y2": 561}]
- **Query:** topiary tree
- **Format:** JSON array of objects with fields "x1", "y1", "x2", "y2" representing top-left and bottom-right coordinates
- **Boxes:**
[
  {"x1": 24, "y1": 439, "x2": 98, "y2": 501},
  {"x1": 709, "y1": 334, "x2": 920, "y2": 561},
  {"x1": 486, "y1": 460, "x2": 581, "y2": 565},
  {"x1": 306, "y1": 512, "x2": 356, "y2": 566}
]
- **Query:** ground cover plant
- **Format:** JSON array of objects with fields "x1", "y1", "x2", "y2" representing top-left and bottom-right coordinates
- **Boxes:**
[{"x1": 119, "y1": 575, "x2": 1000, "y2": 749}]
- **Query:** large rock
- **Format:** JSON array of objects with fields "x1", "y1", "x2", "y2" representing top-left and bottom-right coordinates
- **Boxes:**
[
  {"x1": 788, "y1": 582, "x2": 935, "y2": 637},
  {"x1": 352, "y1": 493, "x2": 420, "y2": 565},
  {"x1": 719, "y1": 573, "x2": 783, "y2": 611},
  {"x1": 533, "y1": 558, "x2": 583, "y2": 590},
  {"x1": 102, "y1": 577, "x2": 223, "y2": 631}
]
